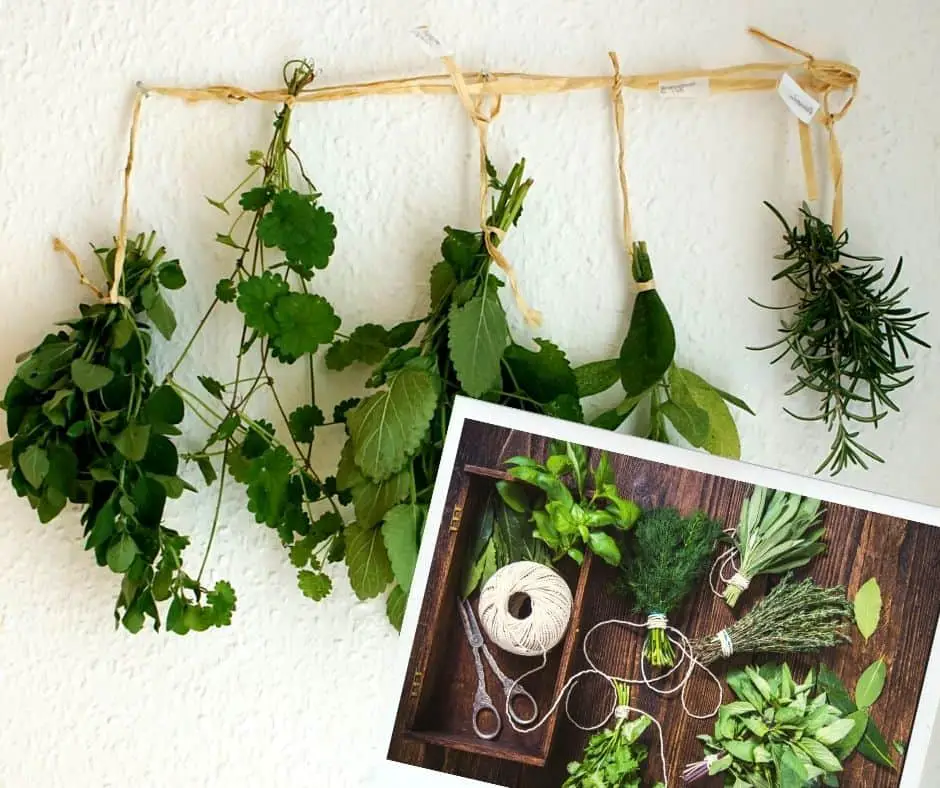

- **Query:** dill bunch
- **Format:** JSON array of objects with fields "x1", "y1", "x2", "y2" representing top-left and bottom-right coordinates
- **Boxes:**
[
  {"x1": 614, "y1": 507, "x2": 723, "y2": 667},
  {"x1": 751, "y1": 202, "x2": 929, "y2": 476},
  {"x1": 691, "y1": 575, "x2": 852, "y2": 665}
]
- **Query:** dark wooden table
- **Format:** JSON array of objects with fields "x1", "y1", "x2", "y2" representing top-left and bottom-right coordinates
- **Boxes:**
[{"x1": 387, "y1": 420, "x2": 940, "y2": 786}]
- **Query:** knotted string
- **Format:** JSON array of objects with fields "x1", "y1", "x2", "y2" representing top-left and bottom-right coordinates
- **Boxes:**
[
  {"x1": 708, "y1": 525, "x2": 744, "y2": 598},
  {"x1": 441, "y1": 55, "x2": 542, "y2": 326},
  {"x1": 748, "y1": 27, "x2": 858, "y2": 235}
]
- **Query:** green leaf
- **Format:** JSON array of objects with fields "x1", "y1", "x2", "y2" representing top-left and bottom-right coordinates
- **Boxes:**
[
  {"x1": 238, "y1": 185, "x2": 274, "y2": 211},
  {"x1": 144, "y1": 291, "x2": 177, "y2": 340},
  {"x1": 387, "y1": 585, "x2": 407, "y2": 630},
  {"x1": 382, "y1": 504, "x2": 421, "y2": 593},
  {"x1": 215, "y1": 278, "x2": 236, "y2": 303},
  {"x1": 495, "y1": 480, "x2": 529, "y2": 513},
  {"x1": 18, "y1": 444, "x2": 49, "y2": 489},
  {"x1": 854, "y1": 577, "x2": 882, "y2": 641},
  {"x1": 111, "y1": 317, "x2": 135, "y2": 349},
  {"x1": 297, "y1": 570, "x2": 332, "y2": 601},
  {"x1": 215, "y1": 233, "x2": 240, "y2": 249},
  {"x1": 345, "y1": 522, "x2": 394, "y2": 600},
  {"x1": 714, "y1": 385, "x2": 756, "y2": 415},
  {"x1": 660, "y1": 400, "x2": 709, "y2": 447},
  {"x1": 347, "y1": 367, "x2": 439, "y2": 482},
  {"x1": 205, "y1": 580, "x2": 237, "y2": 626},
  {"x1": 855, "y1": 658, "x2": 887, "y2": 710},
  {"x1": 270, "y1": 292, "x2": 340, "y2": 359},
  {"x1": 816, "y1": 718, "x2": 856, "y2": 747},
  {"x1": 0, "y1": 440, "x2": 12, "y2": 470},
  {"x1": 440, "y1": 226, "x2": 481, "y2": 278},
  {"x1": 833, "y1": 709, "x2": 869, "y2": 759},
  {"x1": 237, "y1": 271, "x2": 290, "y2": 337},
  {"x1": 257, "y1": 189, "x2": 337, "y2": 274},
  {"x1": 386, "y1": 320, "x2": 422, "y2": 347},
  {"x1": 503, "y1": 339, "x2": 579, "y2": 403},
  {"x1": 158, "y1": 260, "x2": 186, "y2": 290},
  {"x1": 196, "y1": 456, "x2": 217, "y2": 486},
  {"x1": 70, "y1": 359, "x2": 114, "y2": 392},
  {"x1": 244, "y1": 446, "x2": 294, "y2": 526},
  {"x1": 16, "y1": 340, "x2": 76, "y2": 390},
  {"x1": 448, "y1": 288, "x2": 509, "y2": 397},
  {"x1": 352, "y1": 470, "x2": 412, "y2": 529},
  {"x1": 144, "y1": 385, "x2": 185, "y2": 426},
  {"x1": 325, "y1": 323, "x2": 391, "y2": 371},
  {"x1": 573, "y1": 358, "x2": 621, "y2": 398},
  {"x1": 113, "y1": 424, "x2": 151, "y2": 462},
  {"x1": 670, "y1": 366, "x2": 743, "y2": 459},
  {"x1": 429, "y1": 260, "x2": 457, "y2": 310},
  {"x1": 587, "y1": 531, "x2": 621, "y2": 565},
  {"x1": 106, "y1": 535, "x2": 139, "y2": 573},
  {"x1": 779, "y1": 747, "x2": 810, "y2": 787},
  {"x1": 288, "y1": 404, "x2": 325, "y2": 444},
  {"x1": 205, "y1": 196, "x2": 229, "y2": 213},
  {"x1": 857, "y1": 718, "x2": 895, "y2": 768},
  {"x1": 816, "y1": 664, "x2": 855, "y2": 715}
]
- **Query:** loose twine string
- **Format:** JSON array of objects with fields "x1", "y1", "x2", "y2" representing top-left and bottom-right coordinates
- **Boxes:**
[{"x1": 55, "y1": 27, "x2": 858, "y2": 311}]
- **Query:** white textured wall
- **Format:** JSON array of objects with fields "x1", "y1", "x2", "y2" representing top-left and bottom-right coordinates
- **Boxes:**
[{"x1": 0, "y1": 1, "x2": 937, "y2": 786}]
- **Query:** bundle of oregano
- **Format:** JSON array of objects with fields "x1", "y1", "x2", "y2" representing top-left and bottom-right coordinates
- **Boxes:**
[
  {"x1": 752, "y1": 202, "x2": 929, "y2": 475},
  {"x1": 562, "y1": 682, "x2": 665, "y2": 788},
  {"x1": 684, "y1": 663, "x2": 858, "y2": 787},
  {"x1": 613, "y1": 507, "x2": 723, "y2": 667},
  {"x1": 720, "y1": 485, "x2": 826, "y2": 607},
  {"x1": 0, "y1": 233, "x2": 235, "y2": 633},
  {"x1": 506, "y1": 441, "x2": 640, "y2": 566},
  {"x1": 691, "y1": 575, "x2": 852, "y2": 665}
]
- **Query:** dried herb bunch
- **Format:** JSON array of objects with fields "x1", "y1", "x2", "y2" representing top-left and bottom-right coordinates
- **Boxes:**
[
  {"x1": 691, "y1": 575, "x2": 852, "y2": 665},
  {"x1": 613, "y1": 507, "x2": 722, "y2": 667},
  {"x1": 752, "y1": 202, "x2": 929, "y2": 475}
]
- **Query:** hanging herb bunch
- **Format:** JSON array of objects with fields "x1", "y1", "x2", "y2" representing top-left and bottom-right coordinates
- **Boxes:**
[
  {"x1": 0, "y1": 234, "x2": 235, "y2": 633},
  {"x1": 719, "y1": 485, "x2": 826, "y2": 608},
  {"x1": 612, "y1": 507, "x2": 723, "y2": 667},
  {"x1": 691, "y1": 574, "x2": 852, "y2": 665},
  {"x1": 575, "y1": 242, "x2": 754, "y2": 458},
  {"x1": 752, "y1": 202, "x2": 929, "y2": 475}
]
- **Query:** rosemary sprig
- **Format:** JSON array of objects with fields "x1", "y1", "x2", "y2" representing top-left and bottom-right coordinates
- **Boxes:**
[
  {"x1": 692, "y1": 575, "x2": 852, "y2": 665},
  {"x1": 751, "y1": 202, "x2": 929, "y2": 475}
]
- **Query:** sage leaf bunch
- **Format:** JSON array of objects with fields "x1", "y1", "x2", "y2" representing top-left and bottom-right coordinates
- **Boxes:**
[{"x1": 723, "y1": 485, "x2": 826, "y2": 607}]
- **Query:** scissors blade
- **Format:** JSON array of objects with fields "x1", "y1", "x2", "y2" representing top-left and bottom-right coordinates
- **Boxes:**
[{"x1": 461, "y1": 598, "x2": 486, "y2": 643}]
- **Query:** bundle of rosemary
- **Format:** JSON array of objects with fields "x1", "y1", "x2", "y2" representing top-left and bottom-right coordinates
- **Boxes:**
[
  {"x1": 752, "y1": 202, "x2": 929, "y2": 475},
  {"x1": 691, "y1": 575, "x2": 852, "y2": 665},
  {"x1": 721, "y1": 485, "x2": 825, "y2": 607},
  {"x1": 613, "y1": 507, "x2": 722, "y2": 667}
]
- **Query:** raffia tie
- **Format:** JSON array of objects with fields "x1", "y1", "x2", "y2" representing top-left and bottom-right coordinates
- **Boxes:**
[
  {"x1": 441, "y1": 55, "x2": 542, "y2": 326},
  {"x1": 748, "y1": 27, "x2": 858, "y2": 236}
]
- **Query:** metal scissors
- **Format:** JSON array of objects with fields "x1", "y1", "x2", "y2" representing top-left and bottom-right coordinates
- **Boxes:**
[{"x1": 457, "y1": 597, "x2": 539, "y2": 740}]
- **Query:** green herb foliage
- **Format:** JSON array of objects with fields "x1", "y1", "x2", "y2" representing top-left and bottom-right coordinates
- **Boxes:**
[
  {"x1": 691, "y1": 575, "x2": 852, "y2": 665},
  {"x1": 724, "y1": 485, "x2": 826, "y2": 607},
  {"x1": 613, "y1": 507, "x2": 722, "y2": 666},
  {"x1": 0, "y1": 233, "x2": 234, "y2": 633},
  {"x1": 752, "y1": 202, "x2": 929, "y2": 475},
  {"x1": 690, "y1": 663, "x2": 855, "y2": 787},
  {"x1": 853, "y1": 577, "x2": 882, "y2": 641},
  {"x1": 506, "y1": 441, "x2": 640, "y2": 566},
  {"x1": 563, "y1": 682, "x2": 665, "y2": 788},
  {"x1": 576, "y1": 242, "x2": 753, "y2": 457}
]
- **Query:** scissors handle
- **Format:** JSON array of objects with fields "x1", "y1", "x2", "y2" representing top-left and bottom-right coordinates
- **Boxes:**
[
  {"x1": 481, "y1": 646, "x2": 539, "y2": 725},
  {"x1": 472, "y1": 690, "x2": 502, "y2": 740}
]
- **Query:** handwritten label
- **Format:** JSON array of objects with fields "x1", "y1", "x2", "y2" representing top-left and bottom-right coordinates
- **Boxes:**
[
  {"x1": 777, "y1": 73, "x2": 820, "y2": 124},
  {"x1": 411, "y1": 25, "x2": 453, "y2": 59},
  {"x1": 658, "y1": 78, "x2": 710, "y2": 99}
]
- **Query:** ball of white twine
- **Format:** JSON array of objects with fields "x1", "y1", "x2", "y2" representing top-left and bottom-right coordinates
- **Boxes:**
[{"x1": 478, "y1": 561, "x2": 572, "y2": 657}]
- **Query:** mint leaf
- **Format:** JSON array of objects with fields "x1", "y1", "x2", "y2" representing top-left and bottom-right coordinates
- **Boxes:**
[
  {"x1": 288, "y1": 404, "x2": 325, "y2": 444},
  {"x1": 504, "y1": 339, "x2": 578, "y2": 403},
  {"x1": 237, "y1": 272, "x2": 289, "y2": 337},
  {"x1": 382, "y1": 504, "x2": 421, "y2": 593},
  {"x1": 352, "y1": 468, "x2": 411, "y2": 529},
  {"x1": 270, "y1": 292, "x2": 340, "y2": 359},
  {"x1": 326, "y1": 323, "x2": 390, "y2": 371},
  {"x1": 70, "y1": 359, "x2": 114, "y2": 392},
  {"x1": 345, "y1": 522, "x2": 393, "y2": 600},
  {"x1": 448, "y1": 286, "x2": 509, "y2": 397},
  {"x1": 440, "y1": 226, "x2": 480, "y2": 278},
  {"x1": 429, "y1": 260, "x2": 456, "y2": 309},
  {"x1": 298, "y1": 570, "x2": 332, "y2": 601},
  {"x1": 257, "y1": 189, "x2": 336, "y2": 275},
  {"x1": 386, "y1": 585, "x2": 406, "y2": 630},
  {"x1": 347, "y1": 367, "x2": 439, "y2": 482}
]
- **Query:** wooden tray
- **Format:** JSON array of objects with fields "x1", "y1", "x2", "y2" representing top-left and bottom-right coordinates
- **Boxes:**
[{"x1": 397, "y1": 464, "x2": 592, "y2": 767}]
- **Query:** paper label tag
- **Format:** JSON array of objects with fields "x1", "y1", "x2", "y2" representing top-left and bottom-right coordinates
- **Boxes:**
[
  {"x1": 411, "y1": 25, "x2": 453, "y2": 59},
  {"x1": 777, "y1": 73, "x2": 820, "y2": 123},
  {"x1": 658, "y1": 78, "x2": 710, "y2": 99}
]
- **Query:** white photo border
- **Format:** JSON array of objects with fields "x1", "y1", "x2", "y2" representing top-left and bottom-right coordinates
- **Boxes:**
[{"x1": 372, "y1": 396, "x2": 940, "y2": 788}]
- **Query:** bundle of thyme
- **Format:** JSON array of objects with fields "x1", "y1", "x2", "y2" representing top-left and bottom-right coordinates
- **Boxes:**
[
  {"x1": 613, "y1": 508, "x2": 722, "y2": 667},
  {"x1": 691, "y1": 575, "x2": 852, "y2": 665},
  {"x1": 721, "y1": 485, "x2": 825, "y2": 607},
  {"x1": 752, "y1": 202, "x2": 929, "y2": 475}
]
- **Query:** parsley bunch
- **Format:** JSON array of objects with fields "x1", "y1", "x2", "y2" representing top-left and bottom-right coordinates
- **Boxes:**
[
  {"x1": 752, "y1": 202, "x2": 929, "y2": 475},
  {"x1": 1, "y1": 233, "x2": 234, "y2": 633}
]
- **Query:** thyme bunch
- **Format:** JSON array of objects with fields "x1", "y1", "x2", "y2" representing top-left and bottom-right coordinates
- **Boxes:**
[{"x1": 752, "y1": 202, "x2": 929, "y2": 475}]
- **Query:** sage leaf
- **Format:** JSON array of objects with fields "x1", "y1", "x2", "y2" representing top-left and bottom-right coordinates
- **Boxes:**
[
  {"x1": 386, "y1": 584, "x2": 407, "y2": 631},
  {"x1": 855, "y1": 658, "x2": 887, "y2": 710},
  {"x1": 448, "y1": 287, "x2": 509, "y2": 396},
  {"x1": 382, "y1": 504, "x2": 421, "y2": 593},
  {"x1": 854, "y1": 577, "x2": 882, "y2": 641},
  {"x1": 347, "y1": 366, "x2": 439, "y2": 482},
  {"x1": 70, "y1": 359, "x2": 114, "y2": 392},
  {"x1": 345, "y1": 522, "x2": 394, "y2": 600}
]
